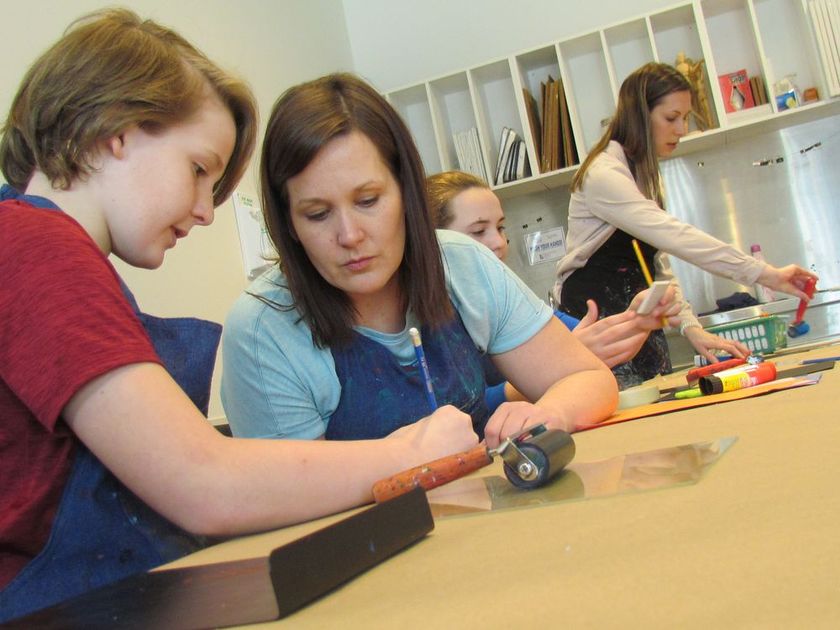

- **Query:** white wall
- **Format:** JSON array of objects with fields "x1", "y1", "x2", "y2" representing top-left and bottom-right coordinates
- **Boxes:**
[
  {"x1": 1, "y1": 0, "x2": 355, "y2": 420},
  {"x1": 342, "y1": 0, "x2": 676, "y2": 91}
]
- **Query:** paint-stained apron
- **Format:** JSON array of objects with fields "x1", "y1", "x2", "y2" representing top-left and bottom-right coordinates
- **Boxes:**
[
  {"x1": 560, "y1": 228, "x2": 671, "y2": 384},
  {"x1": 327, "y1": 312, "x2": 489, "y2": 440},
  {"x1": 0, "y1": 187, "x2": 221, "y2": 621}
]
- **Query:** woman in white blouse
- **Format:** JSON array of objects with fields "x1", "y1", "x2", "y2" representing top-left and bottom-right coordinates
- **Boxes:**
[{"x1": 555, "y1": 62, "x2": 816, "y2": 380}]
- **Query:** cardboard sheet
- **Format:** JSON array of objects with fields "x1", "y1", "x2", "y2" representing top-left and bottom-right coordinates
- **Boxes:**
[{"x1": 579, "y1": 373, "x2": 823, "y2": 432}]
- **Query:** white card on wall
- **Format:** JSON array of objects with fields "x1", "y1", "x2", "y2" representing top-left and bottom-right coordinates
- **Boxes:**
[
  {"x1": 232, "y1": 191, "x2": 275, "y2": 279},
  {"x1": 524, "y1": 227, "x2": 566, "y2": 266}
]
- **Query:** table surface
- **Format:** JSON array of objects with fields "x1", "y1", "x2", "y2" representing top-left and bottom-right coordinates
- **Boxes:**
[{"x1": 165, "y1": 341, "x2": 840, "y2": 629}]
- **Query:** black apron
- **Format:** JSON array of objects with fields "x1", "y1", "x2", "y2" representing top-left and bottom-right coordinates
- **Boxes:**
[{"x1": 560, "y1": 229, "x2": 671, "y2": 385}]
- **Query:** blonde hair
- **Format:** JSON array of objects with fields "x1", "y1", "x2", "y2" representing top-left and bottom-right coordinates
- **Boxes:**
[
  {"x1": 426, "y1": 170, "x2": 490, "y2": 228},
  {"x1": 0, "y1": 8, "x2": 257, "y2": 205}
]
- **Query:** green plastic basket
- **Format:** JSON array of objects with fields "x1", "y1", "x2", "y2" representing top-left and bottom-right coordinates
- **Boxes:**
[{"x1": 705, "y1": 315, "x2": 787, "y2": 354}]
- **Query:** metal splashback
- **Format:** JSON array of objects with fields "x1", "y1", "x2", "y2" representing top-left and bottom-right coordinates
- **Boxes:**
[
  {"x1": 660, "y1": 113, "x2": 839, "y2": 315},
  {"x1": 505, "y1": 112, "x2": 839, "y2": 326}
]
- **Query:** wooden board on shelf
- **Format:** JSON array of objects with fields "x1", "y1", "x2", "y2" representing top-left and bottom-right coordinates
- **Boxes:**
[
  {"x1": 558, "y1": 77, "x2": 577, "y2": 168},
  {"x1": 548, "y1": 77, "x2": 560, "y2": 171},
  {"x1": 522, "y1": 87, "x2": 542, "y2": 174},
  {"x1": 540, "y1": 79, "x2": 550, "y2": 173}
]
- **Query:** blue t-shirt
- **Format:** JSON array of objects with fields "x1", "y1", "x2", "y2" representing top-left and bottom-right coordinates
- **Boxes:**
[{"x1": 221, "y1": 230, "x2": 553, "y2": 439}]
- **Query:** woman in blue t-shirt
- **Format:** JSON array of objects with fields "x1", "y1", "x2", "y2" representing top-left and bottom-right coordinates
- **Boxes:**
[{"x1": 221, "y1": 73, "x2": 619, "y2": 448}]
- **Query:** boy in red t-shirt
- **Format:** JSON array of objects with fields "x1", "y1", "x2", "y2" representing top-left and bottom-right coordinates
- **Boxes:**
[{"x1": 0, "y1": 9, "x2": 478, "y2": 620}]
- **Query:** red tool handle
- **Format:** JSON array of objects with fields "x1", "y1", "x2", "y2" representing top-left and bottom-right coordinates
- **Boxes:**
[
  {"x1": 372, "y1": 445, "x2": 492, "y2": 503},
  {"x1": 686, "y1": 357, "x2": 747, "y2": 383},
  {"x1": 794, "y1": 277, "x2": 817, "y2": 323}
]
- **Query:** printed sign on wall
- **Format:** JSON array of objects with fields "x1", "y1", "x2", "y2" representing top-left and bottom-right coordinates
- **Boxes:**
[
  {"x1": 232, "y1": 191, "x2": 276, "y2": 279},
  {"x1": 524, "y1": 227, "x2": 566, "y2": 266}
]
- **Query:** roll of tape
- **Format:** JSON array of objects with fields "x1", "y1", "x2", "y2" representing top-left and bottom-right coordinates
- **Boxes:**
[{"x1": 617, "y1": 383, "x2": 660, "y2": 410}]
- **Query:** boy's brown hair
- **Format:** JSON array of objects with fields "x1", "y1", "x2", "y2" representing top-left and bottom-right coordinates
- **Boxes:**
[{"x1": 0, "y1": 8, "x2": 257, "y2": 206}]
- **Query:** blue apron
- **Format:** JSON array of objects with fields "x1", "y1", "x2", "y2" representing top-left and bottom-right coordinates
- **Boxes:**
[
  {"x1": 326, "y1": 312, "x2": 489, "y2": 441},
  {"x1": 0, "y1": 185, "x2": 222, "y2": 621}
]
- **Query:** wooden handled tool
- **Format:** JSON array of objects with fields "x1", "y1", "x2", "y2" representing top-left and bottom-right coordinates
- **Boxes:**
[
  {"x1": 372, "y1": 444, "x2": 494, "y2": 503},
  {"x1": 372, "y1": 424, "x2": 576, "y2": 503}
]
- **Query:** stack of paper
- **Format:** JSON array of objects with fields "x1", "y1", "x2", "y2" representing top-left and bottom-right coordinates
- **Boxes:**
[
  {"x1": 807, "y1": 0, "x2": 840, "y2": 97},
  {"x1": 453, "y1": 127, "x2": 489, "y2": 183}
]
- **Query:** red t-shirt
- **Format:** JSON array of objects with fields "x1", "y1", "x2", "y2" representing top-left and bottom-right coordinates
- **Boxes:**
[{"x1": 0, "y1": 200, "x2": 161, "y2": 589}]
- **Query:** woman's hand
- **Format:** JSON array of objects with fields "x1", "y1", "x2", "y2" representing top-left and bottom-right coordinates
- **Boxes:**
[
  {"x1": 572, "y1": 289, "x2": 680, "y2": 368},
  {"x1": 493, "y1": 317, "x2": 618, "y2": 441},
  {"x1": 683, "y1": 326, "x2": 750, "y2": 363},
  {"x1": 483, "y1": 401, "x2": 565, "y2": 449},
  {"x1": 573, "y1": 301, "x2": 648, "y2": 368},
  {"x1": 628, "y1": 285, "x2": 682, "y2": 331},
  {"x1": 757, "y1": 264, "x2": 818, "y2": 301}
]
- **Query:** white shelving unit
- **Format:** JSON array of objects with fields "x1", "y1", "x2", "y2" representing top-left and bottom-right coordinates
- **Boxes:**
[
  {"x1": 511, "y1": 44, "x2": 560, "y2": 177},
  {"x1": 426, "y1": 73, "x2": 476, "y2": 172},
  {"x1": 603, "y1": 18, "x2": 657, "y2": 96},
  {"x1": 385, "y1": 0, "x2": 840, "y2": 201},
  {"x1": 387, "y1": 84, "x2": 442, "y2": 175}
]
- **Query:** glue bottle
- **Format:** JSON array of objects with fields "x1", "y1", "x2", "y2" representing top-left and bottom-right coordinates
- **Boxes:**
[
  {"x1": 699, "y1": 362, "x2": 777, "y2": 395},
  {"x1": 750, "y1": 244, "x2": 776, "y2": 303}
]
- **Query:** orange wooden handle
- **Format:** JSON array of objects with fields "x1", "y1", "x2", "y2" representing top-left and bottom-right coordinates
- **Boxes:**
[{"x1": 372, "y1": 445, "x2": 492, "y2": 503}]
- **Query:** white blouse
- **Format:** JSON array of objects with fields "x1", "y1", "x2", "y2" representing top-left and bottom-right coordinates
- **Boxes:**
[{"x1": 554, "y1": 140, "x2": 765, "y2": 330}]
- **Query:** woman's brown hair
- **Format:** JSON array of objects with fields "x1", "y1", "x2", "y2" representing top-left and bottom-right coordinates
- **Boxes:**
[
  {"x1": 571, "y1": 62, "x2": 691, "y2": 207},
  {"x1": 0, "y1": 8, "x2": 257, "y2": 206},
  {"x1": 260, "y1": 72, "x2": 453, "y2": 348}
]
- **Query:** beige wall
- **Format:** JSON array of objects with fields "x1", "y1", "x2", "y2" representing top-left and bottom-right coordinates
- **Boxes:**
[{"x1": 1, "y1": 0, "x2": 355, "y2": 420}]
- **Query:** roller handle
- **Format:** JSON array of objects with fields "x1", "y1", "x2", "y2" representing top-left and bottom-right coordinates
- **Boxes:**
[
  {"x1": 686, "y1": 357, "x2": 747, "y2": 383},
  {"x1": 794, "y1": 277, "x2": 817, "y2": 323},
  {"x1": 372, "y1": 445, "x2": 492, "y2": 503}
]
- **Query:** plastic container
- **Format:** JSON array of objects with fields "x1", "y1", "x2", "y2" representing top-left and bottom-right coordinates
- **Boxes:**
[{"x1": 706, "y1": 315, "x2": 787, "y2": 354}]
